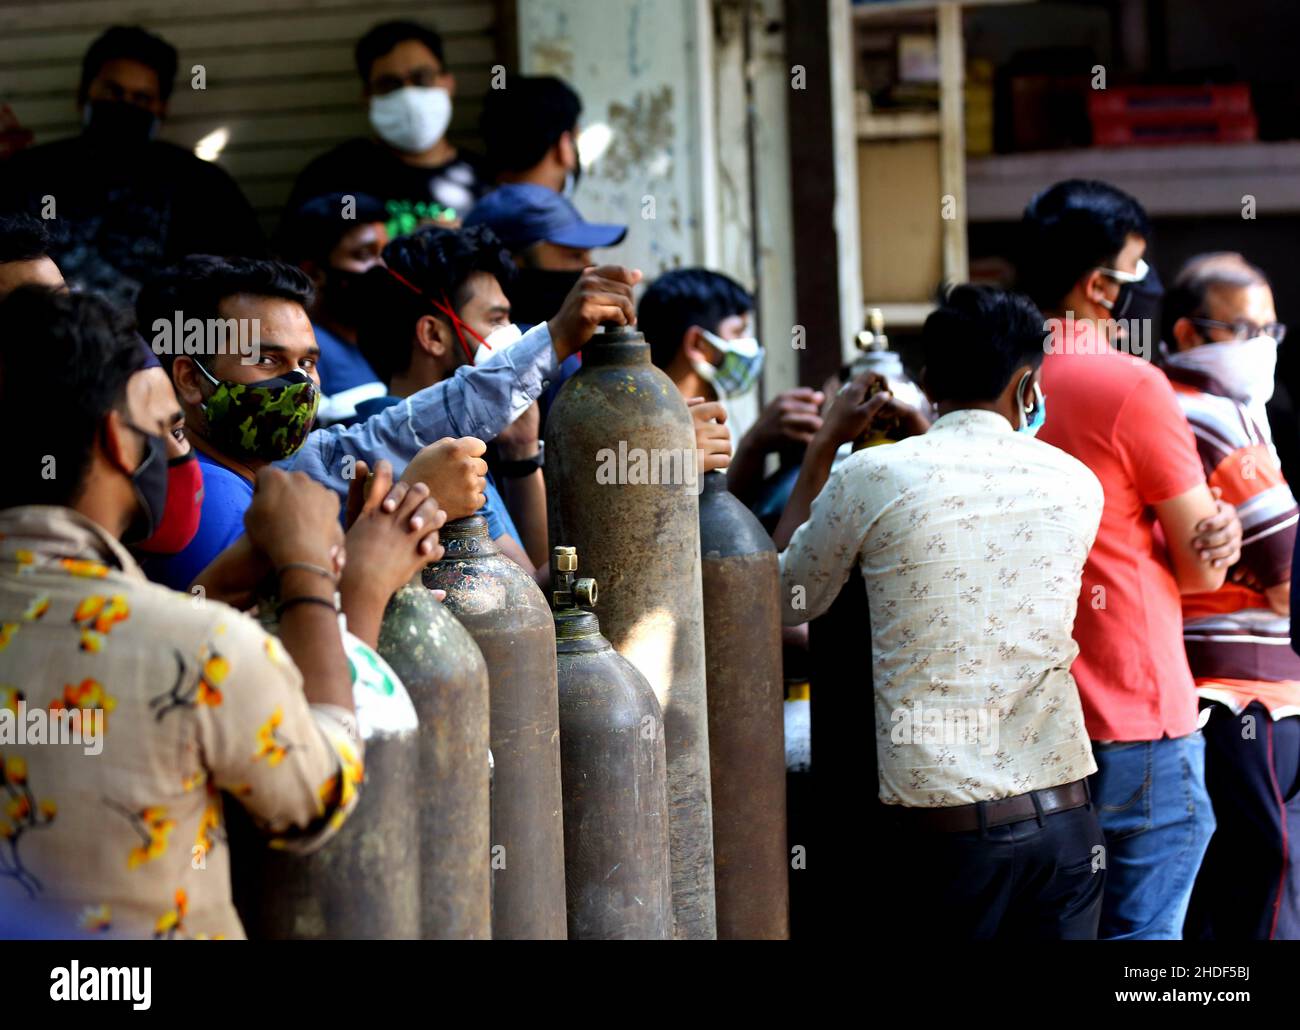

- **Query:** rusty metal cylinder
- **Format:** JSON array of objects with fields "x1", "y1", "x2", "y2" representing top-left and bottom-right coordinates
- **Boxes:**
[
  {"x1": 235, "y1": 627, "x2": 420, "y2": 939},
  {"x1": 551, "y1": 546, "x2": 672, "y2": 939},
  {"x1": 698, "y1": 470, "x2": 790, "y2": 939},
  {"x1": 423, "y1": 515, "x2": 567, "y2": 939},
  {"x1": 377, "y1": 578, "x2": 491, "y2": 939},
  {"x1": 546, "y1": 325, "x2": 717, "y2": 940}
]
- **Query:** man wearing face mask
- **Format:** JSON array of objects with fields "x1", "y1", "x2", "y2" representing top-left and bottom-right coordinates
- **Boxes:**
[
  {"x1": 356, "y1": 225, "x2": 544, "y2": 570},
  {"x1": 0, "y1": 26, "x2": 264, "y2": 309},
  {"x1": 1155, "y1": 253, "x2": 1300, "y2": 939},
  {"x1": 464, "y1": 181, "x2": 628, "y2": 427},
  {"x1": 774, "y1": 286, "x2": 1107, "y2": 939},
  {"x1": 1021, "y1": 179, "x2": 1243, "y2": 939},
  {"x1": 278, "y1": 193, "x2": 391, "y2": 425},
  {"x1": 137, "y1": 253, "x2": 639, "y2": 590},
  {"x1": 0, "y1": 286, "x2": 367, "y2": 939},
  {"x1": 640, "y1": 269, "x2": 788, "y2": 496},
  {"x1": 286, "y1": 21, "x2": 486, "y2": 236},
  {"x1": 480, "y1": 76, "x2": 584, "y2": 195},
  {"x1": 0, "y1": 219, "x2": 205, "y2": 561}
]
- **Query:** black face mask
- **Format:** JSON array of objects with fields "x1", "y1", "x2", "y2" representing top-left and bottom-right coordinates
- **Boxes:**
[
  {"x1": 506, "y1": 268, "x2": 582, "y2": 327},
  {"x1": 121, "y1": 424, "x2": 169, "y2": 545},
  {"x1": 82, "y1": 101, "x2": 159, "y2": 148},
  {"x1": 1111, "y1": 262, "x2": 1164, "y2": 329}
]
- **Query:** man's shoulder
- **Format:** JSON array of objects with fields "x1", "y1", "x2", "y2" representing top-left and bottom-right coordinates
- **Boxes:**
[
  {"x1": 294, "y1": 138, "x2": 389, "y2": 187},
  {"x1": 114, "y1": 570, "x2": 275, "y2": 652},
  {"x1": 0, "y1": 137, "x2": 80, "y2": 184},
  {"x1": 1172, "y1": 383, "x2": 1254, "y2": 444},
  {"x1": 150, "y1": 141, "x2": 243, "y2": 184},
  {"x1": 1024, "y1": 436, "x2": 1105, "y2": 506},
  {"x1": 195, "y1": 454, "x2": 255, "y2": 501}
]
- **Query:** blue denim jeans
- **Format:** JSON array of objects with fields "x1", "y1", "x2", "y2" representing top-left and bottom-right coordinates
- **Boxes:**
[{"x1": 1090, "y1": 733, "x2": 1216, "y2": 939}]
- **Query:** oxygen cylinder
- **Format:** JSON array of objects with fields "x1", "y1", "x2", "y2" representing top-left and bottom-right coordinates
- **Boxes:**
[
  {"x1": 423, "y1": 515, "x2": 567, "y2": 939},
  {"x1": 551, "y1": 546, "x2": 672, "y2": 940},
  {"x1": 849, "y1": 307, "x2": 929, "y2": 447},
  {"x1": 546, "y1": 324, "x2": 717, "y2": 940},
  {"x1": 697, "y1": 470, "x2": 790, "y2": 939},
  {"x1": 235, "y1": 621, "x2": 421, "y2": 940},
  {"x1": 377, "y1": 578, "x2": 491, "y2": 940}
]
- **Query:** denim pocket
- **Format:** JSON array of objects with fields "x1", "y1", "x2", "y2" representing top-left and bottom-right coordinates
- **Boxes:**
[{"x1": 1093, "y1": 741, "x2": 1153, "y2": 840}]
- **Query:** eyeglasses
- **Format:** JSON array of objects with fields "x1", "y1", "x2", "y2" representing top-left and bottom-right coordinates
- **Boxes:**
[
  {"x1": 1095, "y1": 258, "x2": 1149, "y2": 284},
  {"x1": 1188, "y1": 316, "x2": 1287, "y2": 344}
]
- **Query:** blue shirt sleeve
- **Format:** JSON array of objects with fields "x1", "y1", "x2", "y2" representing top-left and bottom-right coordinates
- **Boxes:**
[
  {"x1": 280, "y1": 321, "x2": 559, "y2": 498},
  {"x1": 141, "y1": 454, "x2": 253, "y2": 592},
  {"x1": 480, "y1": 474, "x2": 520, "y2": 548}
]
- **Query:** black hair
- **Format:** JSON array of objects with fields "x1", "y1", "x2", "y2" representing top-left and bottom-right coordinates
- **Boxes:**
[
  {"x1": 1017, "y1": 179, "x2": 1152, "y2": 312},
  {"x1": 0, "y1": 287, "x2": 147, "y2": 509},
  {"x1": 920, "y1": 284, "x2": 1047, "y2": 404},
  {"x1": 135, "y1": 256, "x2": 315, "y2": 371},
  {"x1": 79, "y1": 25, "x2": 179, "y2": 104},
  {"x1": 1162, "y1": 252, "x2": 1271, "y2": 344},
  {"x1": 480, "y1": 76, "x2": 582, "y2": 176},
  {"x1": 0, "y1": 213, "x2": 51, "y2": 264},
  {"x1": 275, "y1": 192, "x2": 389, "y2": 267},
  {"x1": 638, "y1": 268, "x2": 754, "y2": 370},
  {"x1": 357, "y1": 225, "x2": 515, "y2": 385},
  {"x1": 355, "y1": 20, "x2": 445, "y2": 84}
]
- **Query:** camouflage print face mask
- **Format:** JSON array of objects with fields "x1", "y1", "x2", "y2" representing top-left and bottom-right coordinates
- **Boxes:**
[{"x1": 196, "y1": 364, "x2": 320, "y2": 462}]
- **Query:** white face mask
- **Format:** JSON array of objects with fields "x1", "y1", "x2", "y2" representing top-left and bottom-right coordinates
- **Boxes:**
[
  {"x1": 369, "y1": 86, "x2": 452, "y2": 154},
  {"x1": 1164, "y1": 334, "x2": 1279, "y2": 428},
  {"x1": 695, "y1": 327, "x2": 764, "y2": 399},
  {"x1": 474, "y1": 323, "x2": 523, "y2": 365}
]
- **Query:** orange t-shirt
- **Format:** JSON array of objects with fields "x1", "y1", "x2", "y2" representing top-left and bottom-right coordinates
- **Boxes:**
[{"x1": 1038, "y1": 334, "x2": 1206, "y2": 740}]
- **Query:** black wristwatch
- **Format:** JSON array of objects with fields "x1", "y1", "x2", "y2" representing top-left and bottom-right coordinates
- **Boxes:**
[{"x1": 497, "y1": 441, "x2": 544, "y2": 478}]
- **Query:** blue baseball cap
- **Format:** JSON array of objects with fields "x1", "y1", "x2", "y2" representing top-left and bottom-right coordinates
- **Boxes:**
[{"x1": 465, "y1": 183, "x2": 626, "y2": 252}]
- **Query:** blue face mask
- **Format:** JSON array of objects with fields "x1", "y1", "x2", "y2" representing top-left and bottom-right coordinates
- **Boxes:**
[{"x1": 1017, "y1": 371, "x2": 1046, "y2": 436}]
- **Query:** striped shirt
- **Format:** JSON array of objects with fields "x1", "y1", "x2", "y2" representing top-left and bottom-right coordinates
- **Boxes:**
[{"x1": 1166, "y1": 364, "x2": 1300, "y2": 718}]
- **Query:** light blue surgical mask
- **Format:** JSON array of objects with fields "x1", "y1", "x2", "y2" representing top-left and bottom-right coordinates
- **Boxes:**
[{"x1": 1017, "y1": 370, "x2": 1046, "y2": 436}]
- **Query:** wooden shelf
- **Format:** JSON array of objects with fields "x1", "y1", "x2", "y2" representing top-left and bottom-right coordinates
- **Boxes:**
[
  {"x1": 858, "y1": 109, "x2": 941, "y2": 140},
  {"x1": 967, "y1": 141, "x2": 1300, "y2": 220}
]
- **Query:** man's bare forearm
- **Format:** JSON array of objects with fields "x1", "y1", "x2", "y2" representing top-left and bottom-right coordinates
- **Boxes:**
[{"x1": 772, "y1": 437, "x2": 838, "y2": 551}]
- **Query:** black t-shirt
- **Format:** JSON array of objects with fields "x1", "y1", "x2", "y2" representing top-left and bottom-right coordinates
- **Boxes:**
[
  {"x1": 0, "y1": 135, "x2": 266, "y2": 308},
  {"x1": 286, "y1": 137, "x2": 488, "y2": 237}
]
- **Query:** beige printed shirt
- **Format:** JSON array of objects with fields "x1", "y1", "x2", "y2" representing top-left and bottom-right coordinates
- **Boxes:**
[
  {"x1": 780, "y1": 409, "x2": 1103, "y2": 807},
  {"x1": 0, "y1": 506, "x2": 362, "y2": 939}
]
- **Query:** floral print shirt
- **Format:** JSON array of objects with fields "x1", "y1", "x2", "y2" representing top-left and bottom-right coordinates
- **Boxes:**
[
  {"x1": 780, "y1": 409, "x2": 1104, "y2": 807},
  {"x1": 0, "y1": 506, "x2": 362, "y2": 939}
]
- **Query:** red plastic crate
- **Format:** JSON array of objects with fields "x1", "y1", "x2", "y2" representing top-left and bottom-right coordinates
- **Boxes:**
[
  {"x1": 1088, "y1": 84, "x2": 1253, "y2": 121},
  {"x1": 1091, "y1": 112, "x2": 1258, "y2": 147}
]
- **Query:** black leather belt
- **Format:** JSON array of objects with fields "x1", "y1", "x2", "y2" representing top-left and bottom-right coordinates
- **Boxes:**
[{"x1": 896, "y1": 778, "x2": 1090, "y2": 833}]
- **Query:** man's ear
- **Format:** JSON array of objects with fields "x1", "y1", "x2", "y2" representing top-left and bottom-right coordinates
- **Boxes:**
[
  {"x1": 172, "y1": 357, "x2": 207, "y2": 408},
  {"x1": 918, "y1": 365, "x2": 935, "y2": 405},
  {"x1": 1082, "y1": 268, "x2": 1112, "y2": 310},
  {"x1": 440, "y1": 71, "x2": 457, "y2": 99},
  {"x1": 100, "y1": 408, "x2": 136, "y2": 476},
  {"x1": 1171, "y1": 317, "x2": 1202, "y2": 353},
  {"x1": 415, "y1": 313, "x2": 450, "y2": 359},
  {"x1": 558, "y1": 130, "x2": 578, "y2": 170},
  {"x1": 682, "y1": 326, "x2": 711, "y2": 365}
]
